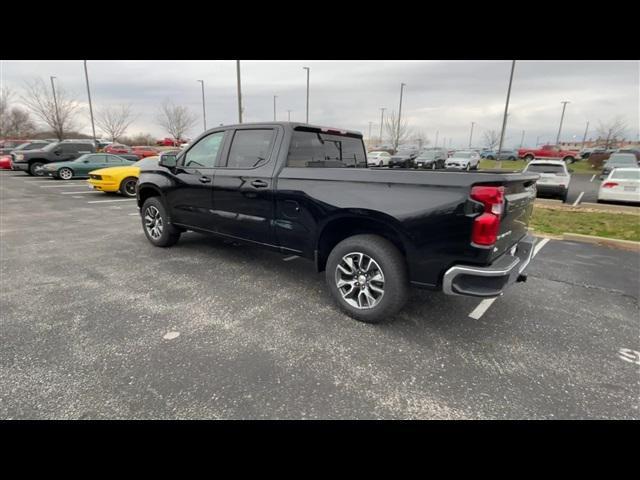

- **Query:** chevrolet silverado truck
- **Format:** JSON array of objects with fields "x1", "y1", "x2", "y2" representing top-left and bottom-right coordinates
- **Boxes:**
[
  {"x1": 136, "y1": 122, "x2": 539, "y2": 323},
  {"x1": 518, "y1": 144, "x2": 579, "y2": 164}
]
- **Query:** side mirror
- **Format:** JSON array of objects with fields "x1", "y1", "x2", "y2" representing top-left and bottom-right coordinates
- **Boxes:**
[{"x1": 159, "y1": 154, "x2": 177, "y2": 168}]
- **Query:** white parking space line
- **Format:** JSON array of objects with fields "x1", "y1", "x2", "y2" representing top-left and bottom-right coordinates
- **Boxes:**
[
  {"x1": 60, "y1": 191, "x2": 95, "y2": 194},
  {"x1": 39, "y1": 184, "x2": 78, "y2": 188},
  {"x1": 590, "y1": 174, "x2": 596, "y2": 182},
  {"x1": 572, "y1": 191, "x2": 585, "y2": 207},
  {"x1": 283, "y1": 255, "x2": 299, "y2": 262},
  {"x1": 128, "y1": 213, "x2": 139, "y2": 216},
  {"x1": 468, "y1": 237, "x2": 551, "y2": 320},
  {"x1": 87, "y1": 199, "x2": 136, "y2": 204}
]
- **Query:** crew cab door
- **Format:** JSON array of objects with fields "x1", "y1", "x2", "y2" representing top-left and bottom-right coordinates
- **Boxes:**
[
  {"x1": 211, "y1": 126, "x2": 281, "y2": 245},
  {"x1": 165, "y1": 130, "x2": 226, "y2": 231}
]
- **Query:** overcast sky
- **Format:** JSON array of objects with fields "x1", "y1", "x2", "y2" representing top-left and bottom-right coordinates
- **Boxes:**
[{"x1": 1, "y1": 60, "x2": 638, "y2": 148}]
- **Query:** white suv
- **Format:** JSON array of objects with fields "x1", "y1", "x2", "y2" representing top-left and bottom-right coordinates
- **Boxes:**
[{"x1": 523, "y1": 159, "x2": 572, "y2": 203}]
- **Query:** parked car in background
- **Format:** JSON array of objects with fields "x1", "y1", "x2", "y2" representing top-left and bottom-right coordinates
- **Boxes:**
[
  {"x1": 12, "y1": 140, "x2": 52, "y2": 152},
  {"x1": 43, "y1": 153, "x2": 138, "y2": 179},
  {"x1": 414, "y1": 148, "x2": 447, "y2": 169},
  {"x1": 518, "y1": 144, "x2": 579, "y2": 163},
  {"x1": 600, "y1": 153, "x2": 639, "y2": 179},
  {"x1": 481, "y1": 149, "x2": 518, "y2": 160},
  {"x1": 367, "y1": 151, "x2": 392, "y2": 166},
  {"x1": 0, "y1": 155, "x2": 12, "y2": 169},
  {"x1": 132, "y1": 146, "x2": 160, "y2": 158},
  {"x1": 444, "y1": 150, "x2": 481, "y2": 171},
  {"x1": 523, "y1": 159, "x2": 572, "y2": 202},
  {"x1": 11, "y1": 141, "x2": 96, "y2": 176},
  {"x1": 387, "y1": 148, "x2": 419, "y2": 168},
  {"x1": 156, "y1": 137, "x2": 188, "y2": 147},
  {"x1": 104, "y1": 143, "x2": 133, "y2": 155},
  {"x1": 598, "y1": 168, "x2": 640, "y2": 204},
  {"x1": 0, "y1": 139, "x2": 27, "y2": 155},
  {"x1": 615, "y1": 148, "x2": 640, "y2": 162}
]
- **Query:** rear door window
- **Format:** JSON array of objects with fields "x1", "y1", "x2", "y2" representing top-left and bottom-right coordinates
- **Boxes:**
[
  {"x1": 224, "y1": 129, "x2": 275, "y2": 169},
  {"x1": 287, "y1": 130, "x2": 366, "y2": 168}
]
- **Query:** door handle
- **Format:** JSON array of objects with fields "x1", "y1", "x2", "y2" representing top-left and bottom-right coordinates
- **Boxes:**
[
  {"x1": 199, "y1": 176, "x2": 211, "y2": 183},
  {"x1": 251, "y1": 180, "x2": 268, "y2": 188}
]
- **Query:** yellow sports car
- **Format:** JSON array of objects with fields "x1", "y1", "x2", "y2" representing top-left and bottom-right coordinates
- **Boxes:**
[{"x1": 88, "y1": 156, "x2": 159, "y2": 197}]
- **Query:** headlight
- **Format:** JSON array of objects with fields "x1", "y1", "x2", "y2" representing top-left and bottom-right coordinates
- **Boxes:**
[{"x1": 15, "y1": 154, "x2": 24, "y2": 161}]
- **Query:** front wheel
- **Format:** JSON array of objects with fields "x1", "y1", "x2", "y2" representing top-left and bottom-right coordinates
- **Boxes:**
[
  {"x1": 563, "y1": 156, "x2": 575, "y2": 164},
  {"x1": 141, "y1": 197, "x2": 181, "y2": 247},
  {"x1": 59, "y1": 167, "x2": 73, "y2": 180},
  {"x1": 326, "y1": 234, "x2": 409, "y2": 324},
  {"x1": 119, "y1": 176, "x2": 138, "y2": 197},
  {"x1": 29, "y1": 162, "x2": 45, "y2": 176},
  {"x1": 524, "y1": 154, "x2": 534, "y2": 162}
]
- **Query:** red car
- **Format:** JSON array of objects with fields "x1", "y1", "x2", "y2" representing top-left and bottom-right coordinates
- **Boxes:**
[
  {"x1": 156, "y1": 137, "x2": 188, "y2": 147},
  {"x1": 517, "y1": 144, "x2": 580, "y2": 163},
  {"x1": 131, "y1": 146, "x2": 160, "y2": 158},
  {"x1": 0, "y1": 155, "x2": 12, "y2": 170},
  {"x1": 104, "y1": 143, "x2": 133, "y2": 154}
]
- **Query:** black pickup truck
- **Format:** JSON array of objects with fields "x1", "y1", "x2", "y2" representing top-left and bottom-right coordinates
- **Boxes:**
[
  {"x1": 136, "y1": 122, "x2": 539, "y2": 323},
  {"x1": 11, "y1": 141, "x2": 96, "y2": 176}
]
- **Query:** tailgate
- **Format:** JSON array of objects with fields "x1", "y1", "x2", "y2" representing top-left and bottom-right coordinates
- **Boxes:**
[{"x1": 490, "y1": 176, "x2": 537, "y2": 261}]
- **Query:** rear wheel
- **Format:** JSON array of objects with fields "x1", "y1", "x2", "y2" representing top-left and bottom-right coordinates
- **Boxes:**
[
  {"x1": 486, "y1": 155, "x2": 495, "y2": 160},
  {"x1": 326, "y1": 234, "x2": 408, "y2": 324},
  {"x1": 465, "y1": 163, "x2": 471, "y2": 171},
  {"x1": 524, "y1": 154, "x2": 534, "y2": 162},
  {"x1": 29, "y1": 162, "x2": 45, "y2": 176},
  {"x1": 59, "y1": 167, "x2": 73, "y2": 180},
  {"x1": 378, "y1": 160, "x2": 383, "y2": 167},
  {"x1": 141, "y1": 197, "x2": 181, "y2": 247},
  {"x1": 119, "y1": 176, "x2": 138, "y2": 197},
  {"x1": 561, "y1": 190, "x2": 569, "y2": 203},
  {"x1": 563, "y1": 156, "x2": 575, "y2": 164}
]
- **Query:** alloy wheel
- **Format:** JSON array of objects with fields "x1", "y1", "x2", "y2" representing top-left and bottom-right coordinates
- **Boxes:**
[
  {"x1": 144, "y1": 206, "x2": 163, "y2": 240},
  {"x1": 59, "y1": 168, "x2": 73, "y2": 180},
  {"x1": 335, "y1": 252, "x2": 385, "y2": 309}
]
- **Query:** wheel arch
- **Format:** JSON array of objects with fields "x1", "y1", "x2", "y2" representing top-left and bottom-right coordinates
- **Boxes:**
[
  {"x1": 315, "y1": 211, "x2": 409, "y2": 273},
  {"x1": 137, "y1": 183, "x2": 164, "y2": 209}
]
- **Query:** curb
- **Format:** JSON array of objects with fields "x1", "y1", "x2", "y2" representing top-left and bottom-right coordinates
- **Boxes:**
[
  {"x1": 562, "y1": 233, "x2": 640, "y2": 252},
  {"x1": 534, "y1": 199, "x2": 639, "y2": 214}
]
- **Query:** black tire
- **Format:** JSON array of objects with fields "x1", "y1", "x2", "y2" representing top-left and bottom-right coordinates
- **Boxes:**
[
  {"x1": 325, "y1": 234, "x2": 409, "y2": 324},
  {"x1": 465, "y1": 163, "x2": 471, "y2": 171},
  {"x1": 561, "y1": 190, "x2": 568, "y2": 203},
  {"x1": 119, "y1": 176, "x2": 138, "y2": 197},
  {"x1": 141, "y1": 197, "x2": 181, "y2": 247},
  {"x1": 29, "y1": 162, "x2": 45, "y2": 176},
  {"x1": 58, "y1": 167, "x2": 73, "y2": 180},
  {"x1": 486, "y1": 155, "x2": 495, "y2": 160},
  {"x1": 524, "y1": 154, "x2": 534, "y2": 162},
  {"x1": 563, "y1": 156, "x2": 574, "y2": 164},
  {"x1": 508, "y1": 156, "x2": 516, "y2": 160},
  {"x1": 378, "y1": 160, "x2": 383, "y2": 167}
]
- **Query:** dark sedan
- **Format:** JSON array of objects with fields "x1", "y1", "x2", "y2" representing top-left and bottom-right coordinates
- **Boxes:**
[{"x1": 388, "y1": 149, "x2": 419, "y2": 168}]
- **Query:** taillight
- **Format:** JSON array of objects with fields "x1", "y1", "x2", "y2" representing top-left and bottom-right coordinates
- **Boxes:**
[
  {"x1": 470, "y1": 186, "x2": 505, "y2": 246},
  {"x1": 602, "y1": 182, "x2": 618, "y2": 188}
]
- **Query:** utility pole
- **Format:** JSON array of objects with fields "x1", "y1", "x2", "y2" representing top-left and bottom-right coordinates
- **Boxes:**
[
  {"x1": 287, "y1": 110, "x2": 292, "y2": 121},
  {"x1": 273, "y1": 95, "x2": 277, "y2": 121},
  {"x1": 50, "y1": 76, "x2": 61, "y2": 139},
  {"x1": 556, "y1": 101, "x2": 570, "y2": 145},
  {"x1": 379, "y1": 107, "x2": 386, "y2": 145},
  {"x1": 197, "y1": 80, "x2": 206, "y2": 131},
  {"x1": 435, "y1": 130, "x2": 439, "y2": 147},
  {"x1": 520, "y1": 129, "x2": 525, "y2": 148},
  {"x1": 368, "y1": 121, "x2": 373, "y2": 142},
  {"x1": 581, "y1": 120, "x2": 589, "y2": 147},
  {"x1": 497, "y1": 60, "x2": 516, "y2": 168},
  {"x1": 236, "y1": 60, "x2": 243, "y2": 124},
  {"x1": 469, "y1": 121, "x2": 475, "y2": 148},
  {"x1": 83, "y1": 61, "x2": 97, "y2": 144},
  {"x1": 303, "y1": 66, "x2": 310, "y2": 124},
  {"x1": 396, "y1": 83, "x2": 406, "y2": 150},
  {"x1": 536, "y1": 135, "x2": 540, "y2": 146}
]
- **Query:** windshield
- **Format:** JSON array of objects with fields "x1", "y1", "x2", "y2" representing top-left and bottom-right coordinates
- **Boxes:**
[
  {"x1": 611, "y1": 170, "x2": 640, "y2": 180},
  {"x1": 607, "y1": 155, "x2": 637, "y2": 166},
  {"x1": 526, "y1": 164, "x2": 567, "y2": 174},
  {"x1": 12, "y1": 143, "x2": 31, "y2": 151},
  {"x1": 368, "y1": 152, "x2": 381, "y2": 157},
  {"x1": 134, "y1": 157, "x2": 159, "y2": 168}
]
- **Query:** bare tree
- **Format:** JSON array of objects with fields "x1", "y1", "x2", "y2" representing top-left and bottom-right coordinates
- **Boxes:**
[
  {"x1": 483, "y1": 129, "x2": 500, "y2": 150},
  {"x1": 0, "y1": 87, "x2": 36, "y2": 138},
  {"x1": 156, "y1": 100, "x2": 198, "y2": 143},
  {"x1": 596, "y1": 116, "x2": 628, "y2": 149},
  {"x1": 410, "y1": 129, "x2": 430, "y2": 150},
  {"x1": 96, "y1": 104, "x2": 137, "y2": 142},
  {"x1": 383, "y1": 111, "x2": 412, "y2": 150},
  {"x1": 21, "y1": 78, "x2": 80, "y2": 140}
]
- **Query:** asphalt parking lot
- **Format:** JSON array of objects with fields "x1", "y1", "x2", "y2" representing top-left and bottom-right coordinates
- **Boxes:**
[{"x1": 1, "y1": 170, "x2": 638, "y2": 419}]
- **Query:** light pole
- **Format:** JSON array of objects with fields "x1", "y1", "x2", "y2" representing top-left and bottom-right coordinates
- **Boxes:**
[
  {"x1": 83, "y1": 61, "x2": 97, "y2": 145},
  {"x1": 469, "y1": 121, "x2": 475, "y2": 148},
  {"x1": 581, "y1": 120, "x2": 589, "y2": 148},
  {"x1": 368, "y1": 121, "x2": 373, "y2": 142},
  {"x1": 556, "y1": 101, "x2": 570, "y2": 145},
  {"x1": 520, "y1": 129, "x2": 525, "y2": 148},
  {"x1": 197, "y1": 80, "x2": 207, "y2": 131},
  {"x1": 435, "y1": 130, "x2": 439, "y2": 147},
  {"x1": 273, "y1": 95, "x2": 277, "y2": 121},
  {"x1": 396, "y1": 83, "x2": 406, "y2": 150},
  {"x1": 536, "y1": 135, "x2": 541, "y2": 146},
  {"x1": 379, "y1": 107, "x2": 386, "y2": 145},
  {"x1": 236, "y1": 60, "x2": 243, "y2": 123},
  {"x1": 287, "y1": 110, "x2": 292, "y2": 121},
  {"x1": 497, "y1": 60, "x2": 516, "y2": 167},
  {"x1": 303, "y1": 66, "x2": 310, "y2": 124},
  {"x1": 50, "y1": 76, "x2": 61, "y2": 139}
]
